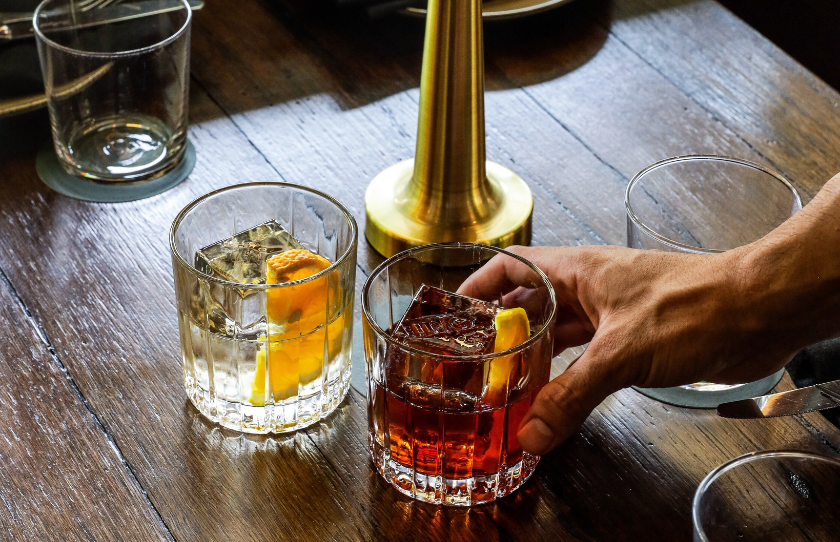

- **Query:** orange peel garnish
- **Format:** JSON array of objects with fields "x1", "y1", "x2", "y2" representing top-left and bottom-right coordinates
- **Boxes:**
[
  {"x1": 481, "y1": 308, "x2": 530, "y2": 406},
  {"x1": 266, "y1": 248, "x2": 332, "y2": 284},
  {"x1": 250, "y1": 248, "x2": 346, "y2": 405}
]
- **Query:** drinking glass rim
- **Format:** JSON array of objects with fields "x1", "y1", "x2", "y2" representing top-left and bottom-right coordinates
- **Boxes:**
[
  {"x1": 169, "y1": 181, "x2": 359, "y2": 290},
  {"x1": 361, "y1": 242, "x2": 558, "y2": 361},
  {"x1": 625, "y1": 155, "x2": 802, "y2": 255},
  {"x1": 692, "y1": 449, "x2": 840, "y2": 542},
  {"x1": 33, "y1": 0, "x2": 192, "y2": 58}
]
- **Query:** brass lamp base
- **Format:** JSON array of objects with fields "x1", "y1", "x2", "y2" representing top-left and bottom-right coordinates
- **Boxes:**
[{"x1": 365, "y1": 159, "x2": 533, "y2": 258}]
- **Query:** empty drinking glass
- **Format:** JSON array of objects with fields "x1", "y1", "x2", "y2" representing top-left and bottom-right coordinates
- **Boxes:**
[
  {"x1": 34, "y1": 0, "x2": 191, "y2": 182},
  {"x1": 626, "y1": 155, "x2": 802, "y2": 408},
  {"x1": 693, "y1": 451, "x2": 840, "y2": 541}
]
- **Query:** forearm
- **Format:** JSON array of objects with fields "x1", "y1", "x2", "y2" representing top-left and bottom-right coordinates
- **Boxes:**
[{"x1": 737, "y1": 172, "x2": 840, "y2": 354}]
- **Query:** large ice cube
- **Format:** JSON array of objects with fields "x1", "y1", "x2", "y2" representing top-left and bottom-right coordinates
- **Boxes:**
[
  {"x1": 194, "y1": 220, "x2": 304, "y2": 285},
  {"x1": 393, "y1": 285, "x2": 499, "y2": 357}
]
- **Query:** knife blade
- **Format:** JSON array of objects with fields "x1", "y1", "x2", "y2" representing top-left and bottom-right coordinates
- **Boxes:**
[{"x1": 717, "y1": 379, "x2": 840, "y2": 419}]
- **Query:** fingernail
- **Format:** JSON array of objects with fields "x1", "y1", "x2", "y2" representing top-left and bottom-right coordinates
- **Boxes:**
[{"x1": 518, "y1": 418, "x2": 554, "y2": 455}]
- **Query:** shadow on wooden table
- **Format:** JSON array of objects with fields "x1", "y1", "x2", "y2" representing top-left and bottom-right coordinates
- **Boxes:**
[
  {"x1": 534, "y1": 429, "x2": 694, "y2": 541},
  {"x1": 356, "y1": 421, "x2": 694, "y2": 540},
  {"x1": 189, "y1": 0, "x2": 613, "y2": 121},
  {"x1": 0, "y1": 41, "x2": 51, "y2": 160}
]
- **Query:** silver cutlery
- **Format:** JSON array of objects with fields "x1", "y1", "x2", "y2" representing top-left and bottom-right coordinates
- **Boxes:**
[{"x1": 717, "y1": 379, "x2": 840, "y2": 419}]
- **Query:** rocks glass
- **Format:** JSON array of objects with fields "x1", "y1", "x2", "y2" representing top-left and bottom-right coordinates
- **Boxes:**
[
  {"x1": 34, "y1": 0, "x2": 191, "y2": 182},
  {"x1": 170, "y1": 183, "x2": 357, "y2": 433},
  {"x1": 693, "y1": 451, "x2": 840, "y2": 541},
  {"x1": 626, "y1": 155, "x2": 802, "y2": 408},
  {"x1": 362, "y1": 243, "x2": 556, "y2": 505}
]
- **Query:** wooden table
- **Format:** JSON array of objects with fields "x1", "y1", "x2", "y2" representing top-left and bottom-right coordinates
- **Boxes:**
[{"x1": 2, "y1": 0, "x2": 840, "y2": 539}]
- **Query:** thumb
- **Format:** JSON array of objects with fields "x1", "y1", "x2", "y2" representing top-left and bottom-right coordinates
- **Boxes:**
[{"x1": 517, "y1": 341, "x2": 633, "y2": 455}]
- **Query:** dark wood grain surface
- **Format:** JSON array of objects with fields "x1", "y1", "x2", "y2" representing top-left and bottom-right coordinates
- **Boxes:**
[
  {"x1": 2, "y1": 0, "x2": 840, "y2": 540},
  {"x1": 0, "y1": 261, "x2": 171, "y2": 540}
]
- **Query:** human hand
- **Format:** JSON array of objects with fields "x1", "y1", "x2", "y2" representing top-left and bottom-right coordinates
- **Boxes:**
[{"x1": 460, "y1": 244, "x2": 800, "y2": 455}]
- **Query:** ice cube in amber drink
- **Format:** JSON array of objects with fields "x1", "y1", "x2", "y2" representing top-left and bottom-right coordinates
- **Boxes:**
[
  {"x1": 194, "y1": 220, "x2": 304, "y2": 286},
  {"x1": 367, "y1": 284, "x2": 546, "y2": 506}
]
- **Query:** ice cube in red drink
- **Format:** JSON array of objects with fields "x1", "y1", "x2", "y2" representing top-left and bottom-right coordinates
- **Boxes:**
[{"x1": 392, "y1": 285, "x2": 499, "y2": 356}]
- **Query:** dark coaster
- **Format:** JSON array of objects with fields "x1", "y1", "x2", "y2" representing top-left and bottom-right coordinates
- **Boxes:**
[
  {"x1": 36, "y1": 140, "x2": 195, "y2": 203},
  {"x1": 350, "y1": 319, "x2": 367, "y2": 397},
  {"x1": 633, "y1": 369, "x2": 786, "y2": 409},
  {"x1": 787, "y1": 338, "x2": 840, "y2": 430}
]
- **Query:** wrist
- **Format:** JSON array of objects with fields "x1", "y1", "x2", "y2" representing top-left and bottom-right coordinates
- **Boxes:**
[{"x1": 733, "y1": 227, "x2": 840, "y2": 356}]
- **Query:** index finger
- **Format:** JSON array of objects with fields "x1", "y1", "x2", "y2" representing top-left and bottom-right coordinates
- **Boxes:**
[{"x1": 458, "y1": 246, "x2": 541, "y2": 301}]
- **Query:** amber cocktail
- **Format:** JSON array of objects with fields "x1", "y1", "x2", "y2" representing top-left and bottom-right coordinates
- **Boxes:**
[
  {"x1": 362, "y1": 244, "x2": 556, "y2": 505},
  {"x1": 170, "y1": 183, "x2": 357, "y2": 433}
]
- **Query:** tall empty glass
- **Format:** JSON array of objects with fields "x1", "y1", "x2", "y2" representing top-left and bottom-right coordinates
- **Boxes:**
[
  {"x1": 363, "y1": 243, "x2": 556, "y2": 505},
  {"x1": 35, "y1": 0, "x2": 191, "y2": 182},
  {"x1": 693, "y1": 451, "x2": 840, "y2": 541},
  {"x1": 170, "y1": 183, "x2": 358, "y2": 433},
  {"x1": 626, "y1": 156, "x2": 801, "y2": 408}
]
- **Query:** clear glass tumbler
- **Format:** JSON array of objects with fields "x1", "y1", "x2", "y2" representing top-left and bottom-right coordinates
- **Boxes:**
[
  {"x1": 626, "y1": 155, "x2": 802, "y2": 407},
  {"x1": 170, "y1": 183, "x2": 358, "y2": 433},
  {"x1": 693, "y1": 451, "x2": 840, "y2": 541},
  {"x1": 362, "y1": 243, "x2": 556, "y2": 505},
  {"x1": 35, "y1": 0, "x2": 191, "y2": 182}
]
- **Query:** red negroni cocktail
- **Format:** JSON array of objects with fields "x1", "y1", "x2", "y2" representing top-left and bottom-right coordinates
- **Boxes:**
[{"x1": 362, "y1": 244, "x2": 556, "y2": 505}]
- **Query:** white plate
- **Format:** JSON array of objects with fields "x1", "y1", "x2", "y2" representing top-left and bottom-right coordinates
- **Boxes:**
[{"x1": 403, "y1": 0, "x2": 577, "y2": 21}]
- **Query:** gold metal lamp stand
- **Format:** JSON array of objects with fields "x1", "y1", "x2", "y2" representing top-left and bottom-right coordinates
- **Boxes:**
[{"x1": 364, "y1": 0, "x2": 533, "y2": 258}]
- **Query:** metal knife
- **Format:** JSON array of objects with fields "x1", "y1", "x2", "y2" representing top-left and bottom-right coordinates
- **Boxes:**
[{"x1": 717, "y1": 379, "x2": 840, "y2": 419}]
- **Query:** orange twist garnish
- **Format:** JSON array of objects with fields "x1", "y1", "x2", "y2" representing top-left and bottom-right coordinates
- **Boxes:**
[
  {"x1": 251, "y1": 248, "x2": 346, "y2": 405},
  {"x1": 266, "y1": 248, "x2": 332, "y2": 284}
]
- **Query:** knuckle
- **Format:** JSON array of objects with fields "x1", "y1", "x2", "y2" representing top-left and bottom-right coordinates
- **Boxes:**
[{"x1": 538, "y1": 378, "x2": 588, "y2": 418}]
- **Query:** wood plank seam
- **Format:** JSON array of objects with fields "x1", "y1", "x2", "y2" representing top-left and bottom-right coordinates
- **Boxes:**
[
  {"x1": 401, "y1": 88, "x2": 612, "y2": 246},
  {"x1": 486, "y1": 11, "x2": 794, "y2": 211},
  {"x1": 0, "y1": 266, "x2": 179, "y2": 542},
  {"x1": 599, "y1": 15, "x2": 792, "y2": 189},
  {"x1": 190, "y1": 74, "x2": 376, "y2": 283},
  {"x1": 300, "y1": 431, "x2": 371, "y2": 541},
  {"x1": 794, "y1": 414, "x2": 840, "y2": 456},
  {"x1": 515, "y1": 85, "x2": 629, "y2": 191}
]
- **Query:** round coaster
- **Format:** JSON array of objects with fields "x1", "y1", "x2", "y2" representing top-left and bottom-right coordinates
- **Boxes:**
[
  {"x1": 36, "y1": 140, "x2": 195, "y2": 203},
  {"x1": 633, "y1": 369, "x2": 786, "y2": 409},
  {"x1": 350, "y1": 319, "x2": 367, "y2": 397}
]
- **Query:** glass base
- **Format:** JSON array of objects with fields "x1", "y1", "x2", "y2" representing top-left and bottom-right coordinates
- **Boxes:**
[
  {"x1": 186, "y1": 366, "x2": 351, "y2": 434},
  {"x1": 36, "y1": 139, "x2": 194, "y2": 203},
  {"x1": 63, "y1": 113, "x2": 183, "y2": 182},
  {"x1": 680, "y1": 381, "x2": 744, "y2": 392},
  {"x1": 369, "y1": 437, "x2": 538, "y2": 506},
  {"x1": 633, "y1": 369, "x2": 785, "y2": 409}
]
